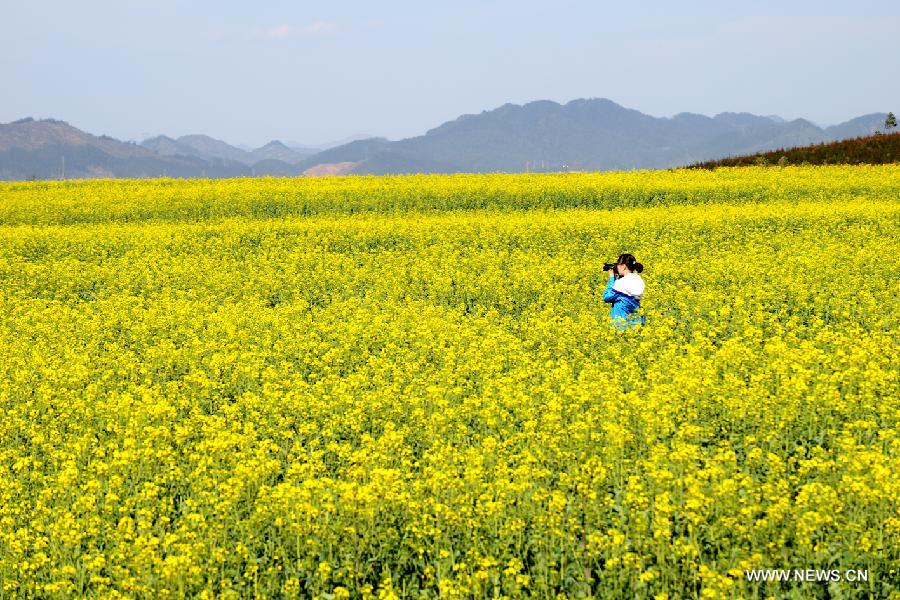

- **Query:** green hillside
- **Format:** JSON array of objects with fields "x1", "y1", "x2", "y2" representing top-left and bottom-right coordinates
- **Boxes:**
[{"x1": 690, "y1": 131, "x2": 900, "y2": 169}]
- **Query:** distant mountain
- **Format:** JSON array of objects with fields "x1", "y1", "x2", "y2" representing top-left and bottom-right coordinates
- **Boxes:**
[
  {"x1": 0, "y1": 118, "x2": 250, "y2": 180},
  {"x1": 141, "y1": 135, "x2": 207, "y2": 159},
  {"x1": 698, "y1": 118, "x2": 826, "y2": 159},
  {"x1": 286, "y1": 134, "x2": 377, "y2": 152},
  {"x1": 294, "y1": 138, "x2": 392, "y2": 174},
  {"x1": 1, "y1": 104, "x2": 893, "y2": 180},
  {"x1": 1, "y1": 118, "x2": 150, "y2": 158},
  {"x1": 250, "y1": 141, "x2": 313, "y2": 164},
  {"x1": 296, "y1": 100, "x2": 889, "y2": 174},
  {"x1": 824, "y1": 114, "x2": 887, "y2": 140},
  {"x1": 142, "y1": 135, "x2": 312, "y2": 166},
  {"x1": 248, "y1": 158, "x2": 300, "y2": 176},
  {"x1": 174, "y1": 135, "x2": 252, "y2": 165}
]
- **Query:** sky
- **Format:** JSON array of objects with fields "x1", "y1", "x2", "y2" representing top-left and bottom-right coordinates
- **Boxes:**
[{"x1": 2, "y1": 0, "x2": 898, "y2": 147}]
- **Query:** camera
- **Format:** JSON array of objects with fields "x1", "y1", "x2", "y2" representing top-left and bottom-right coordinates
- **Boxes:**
[{"x1": 603, "y1": 262, "x2": 618, "y2": 272}]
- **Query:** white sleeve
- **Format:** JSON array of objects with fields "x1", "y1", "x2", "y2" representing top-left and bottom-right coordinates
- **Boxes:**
[{"x1": 612, "y1": 275, "x2": 645, "y2": 299}]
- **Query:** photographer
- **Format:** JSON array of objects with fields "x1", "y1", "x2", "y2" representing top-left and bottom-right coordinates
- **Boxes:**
[{"x1": 602, "y1": 253, "x2": 646, "y2": 328}]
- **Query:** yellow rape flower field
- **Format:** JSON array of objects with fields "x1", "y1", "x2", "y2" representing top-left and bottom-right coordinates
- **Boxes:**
[{"x1": 0, "y1": 166, "x2": 898, "y2": 599}]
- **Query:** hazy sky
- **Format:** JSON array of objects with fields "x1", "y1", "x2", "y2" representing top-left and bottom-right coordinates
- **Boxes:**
[{"x1": 3, "y1": 1, "x2": 898, "y2": 147}]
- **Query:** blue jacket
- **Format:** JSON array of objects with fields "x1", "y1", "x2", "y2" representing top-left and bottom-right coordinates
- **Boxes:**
[{"x1": 602, "y1": 275, "x2": 645, "y2": 327}]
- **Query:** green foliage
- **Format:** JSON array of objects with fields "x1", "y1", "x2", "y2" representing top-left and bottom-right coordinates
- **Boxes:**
[{"x1": 692, "y1": 132, "x2": 900, "y2": 169}]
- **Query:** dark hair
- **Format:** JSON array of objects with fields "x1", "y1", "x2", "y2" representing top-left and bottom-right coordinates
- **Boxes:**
[{"x1": 617, "y1": 253, "x2": 644, "y2": 273}]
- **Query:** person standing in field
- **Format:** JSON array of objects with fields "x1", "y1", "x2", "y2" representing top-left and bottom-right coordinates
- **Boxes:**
[{"x1": 603, "y1": 253, "x2": 645, "y2": 328}]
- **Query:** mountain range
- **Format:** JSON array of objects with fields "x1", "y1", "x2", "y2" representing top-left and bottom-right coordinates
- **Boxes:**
[{"x1": 0, "y1": 99, "x2": 889, "y2": 180}]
